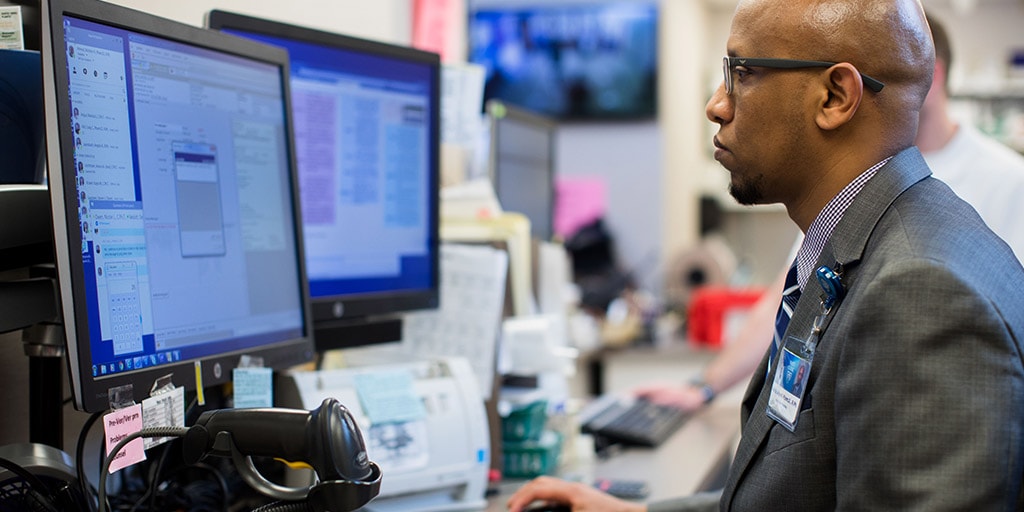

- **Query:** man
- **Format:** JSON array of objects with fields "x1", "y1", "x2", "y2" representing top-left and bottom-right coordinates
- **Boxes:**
[
  {"x1": 635, "y1": 11, "x2": 1024, "y2": 414},
  {"x1": 915, "y1": 13, "x2": 1024, "y2": 261},
  {"x1": 507, "y1": 1, "x2": 1024, "y2": 510}
]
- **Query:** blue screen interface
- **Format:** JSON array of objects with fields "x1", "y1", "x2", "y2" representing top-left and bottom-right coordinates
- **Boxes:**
[
  {"x1": 63, "y1": 16, "x2": 305, "y2": 378},
  {"x1": 221, "y1": 28, "x2": 437, "y2": 301}
]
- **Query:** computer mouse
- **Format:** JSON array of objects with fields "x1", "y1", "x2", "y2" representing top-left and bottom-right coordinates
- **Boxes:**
[{"x1": 523, "y1": 503, "x2": 572, "y2": 512}]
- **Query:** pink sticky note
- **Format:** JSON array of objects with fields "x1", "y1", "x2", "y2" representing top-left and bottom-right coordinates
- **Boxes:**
[
  {"x1": 103, "y1": 403, "x2": 147, "y2": 473},
  {"x1": 555, "y1": 176, "x2": 607, "y2": 240}
]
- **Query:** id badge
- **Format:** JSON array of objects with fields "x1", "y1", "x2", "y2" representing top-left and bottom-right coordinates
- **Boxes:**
[{"x1": 766, "y1": 335, "x2": 814, "y2": 432}]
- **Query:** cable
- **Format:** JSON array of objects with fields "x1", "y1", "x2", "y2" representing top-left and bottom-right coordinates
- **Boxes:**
[
  {"x1": 125, "y1": 453, "x2": 169, "y2": 512},
  {"x1": 126, "y1": 481, "x2": 152, "y2": 512},
  {"x1": 158, "y1": 394, "x2": 199, "y2": 511},
  {"x1": 75, "y1": 411, "x2": 103, "y2": 512},
  {"x1": 88, "y1": 394, "x2": 200, "y2": 512},
  {"x1": 97, "y1": 428, "x2": 188, "y2": 512},
  {"x1": 0, "y1": 455, "x2": 60, "y2": 512},
  {"x1": 253, "y1": 501, "x2": 315, "y2": 512},
  {"x1": 126, "y1": 444, "x2": 169, "y2": 512},
  {"x1": 141, "y1": 394, "x2": 199, "y2": 512},
  {"x1": 171, "y1": 462, "x2": 230, "y2": 511},
  {"x1": 137, "y1": 457, "x2": 232, "y2": 512},
  {"x1": 95, "y1": 427, "x2": 105, "y2": 509}
]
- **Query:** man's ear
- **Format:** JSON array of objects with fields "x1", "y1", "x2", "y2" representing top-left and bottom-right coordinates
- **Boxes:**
[{"x1": 815, "y1": 63, "x2": 863, "y2": 130}]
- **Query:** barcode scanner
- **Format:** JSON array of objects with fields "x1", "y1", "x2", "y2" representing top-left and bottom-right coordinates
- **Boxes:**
[{"x1": 183, "y1": 397, "x2": 381, "y2": 511}]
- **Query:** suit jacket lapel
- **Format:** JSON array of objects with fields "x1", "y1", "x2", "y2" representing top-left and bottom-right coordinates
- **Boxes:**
[
  {"x1": 721, "y1": 279, "x2": 822, "y2": 508},
  {"x1": 740, "y1": 352, "x2": 768, "y2": 424},
  {"x1": 720, "y1": 148, "x2": 932, "y2": 509}
]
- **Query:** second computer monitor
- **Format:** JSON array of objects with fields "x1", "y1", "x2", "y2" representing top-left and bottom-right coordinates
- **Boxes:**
[
  {"x1": 207, "y1": 11, "x2": 441, "y2": 350},
  {"x1": 488, "y1": 100, "x2": 557, "y2": 242}
]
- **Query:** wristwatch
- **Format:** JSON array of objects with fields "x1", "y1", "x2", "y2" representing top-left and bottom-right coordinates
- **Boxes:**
[{"x1": 689, "y1": 378, "x2": 716, "y2": 404}]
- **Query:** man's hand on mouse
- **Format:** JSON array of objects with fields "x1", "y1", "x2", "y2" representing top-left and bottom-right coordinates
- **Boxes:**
[{"x1": 507, "y1": 476, "x2": 648, "y2": 512}]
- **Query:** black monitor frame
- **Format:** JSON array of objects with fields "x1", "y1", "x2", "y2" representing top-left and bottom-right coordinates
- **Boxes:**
[
  {"x1": 41, "y1": 0, "x2": 315, "y2": 413},
  {"x1": 207, "y1": 10, "x2": 441, "y2": 352},
  {"x1": 487, "y1": 100, "x2": 558, "y2": 242}
]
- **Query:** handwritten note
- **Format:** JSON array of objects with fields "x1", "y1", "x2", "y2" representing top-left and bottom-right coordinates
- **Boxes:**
[
  {"x1": 103, "y1": 404, "x2": 146, "y2": 473},
  {"x1": 354, "y1": 370, "x2": 426, "y2": 424},
  {"x1": 233, "y1": 367, "x2": 273, "y2": 409}
]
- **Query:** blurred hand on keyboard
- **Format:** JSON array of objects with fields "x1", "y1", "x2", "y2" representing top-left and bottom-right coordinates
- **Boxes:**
[{"x1": 633, "y1": 382, "x2": 708, "y2": 412}]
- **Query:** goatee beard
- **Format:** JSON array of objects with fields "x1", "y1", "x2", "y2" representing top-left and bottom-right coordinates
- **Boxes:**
[{"x1": 728, "y1": 177, "x2": 764, "y2": 205}]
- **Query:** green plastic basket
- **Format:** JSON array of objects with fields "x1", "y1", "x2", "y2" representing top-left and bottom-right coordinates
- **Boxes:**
[
  {"x1": 502, "y1": 430, "x2": 563, "y2": 479},
  {"x1": 501, "y1": 400, "x2": 548, "y2": 442}
]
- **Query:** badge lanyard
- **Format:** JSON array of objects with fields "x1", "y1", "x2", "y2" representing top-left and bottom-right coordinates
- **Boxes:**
[{"x1": 767, "y1": 265, "x2": 845, "y2": 432}]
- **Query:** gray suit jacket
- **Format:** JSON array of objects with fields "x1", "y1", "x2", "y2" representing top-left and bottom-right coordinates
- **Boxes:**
[{"x1": 651, "y1": 148, "x2": 1024, "y2": 511}]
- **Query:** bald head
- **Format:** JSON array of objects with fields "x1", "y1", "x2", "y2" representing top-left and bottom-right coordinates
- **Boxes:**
[{"x1": 732, "y1": 0, "x2": 934, "y2": 143}]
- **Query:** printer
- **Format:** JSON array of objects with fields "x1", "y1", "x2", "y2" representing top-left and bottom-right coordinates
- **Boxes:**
[{"x1": 276, "y1": 356, "x2": 490, "y2": 512}]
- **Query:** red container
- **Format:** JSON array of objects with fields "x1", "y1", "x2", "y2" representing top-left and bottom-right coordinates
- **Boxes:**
[{"x1": 686, "y1": 287, "x2": 765, "y2": 348}]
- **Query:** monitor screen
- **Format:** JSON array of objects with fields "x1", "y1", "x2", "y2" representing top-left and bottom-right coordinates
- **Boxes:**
[
  {"x1": 469, "y1": 3, "x2": 658, "y2": 120},
  {"x1": 488, "y1": 100, "x2": 557, "y2": 241},
  {"x1": 207, "y1": 11, "x2": 440, "y2": 350},
  {"x1": 41, "y1": 0, "x2": 314, "y2": 413}
]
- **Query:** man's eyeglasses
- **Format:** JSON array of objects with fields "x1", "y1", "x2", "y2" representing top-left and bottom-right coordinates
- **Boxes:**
[{"x1": 723, "y1": 57, "x2": 885, "y2": 95}]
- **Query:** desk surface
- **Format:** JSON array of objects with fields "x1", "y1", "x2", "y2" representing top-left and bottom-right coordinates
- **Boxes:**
[{"x1": 487, "y1": 344, "x2": 743, "y2": 510}]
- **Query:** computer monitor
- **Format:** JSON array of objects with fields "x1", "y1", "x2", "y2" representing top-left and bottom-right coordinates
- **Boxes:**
[
  {"x1": 487, "y1": 100, "x2": 557, "y2": 241},
  {"x1": 40, "y1": 0, "x2": 315, "y2": 413},
  {"x1": 206, "y1": 11, "x2": 441, "y2": 351}
]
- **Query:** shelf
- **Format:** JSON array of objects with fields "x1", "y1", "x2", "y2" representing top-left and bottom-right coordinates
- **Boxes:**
[{"x1": 951, "y1": 89, "x2": 1024, "y2": 101}]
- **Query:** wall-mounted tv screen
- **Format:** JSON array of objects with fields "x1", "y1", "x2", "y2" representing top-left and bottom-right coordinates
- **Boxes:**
[{"x1": 468, "y1": 3, "x2": 657, "y2": 120}]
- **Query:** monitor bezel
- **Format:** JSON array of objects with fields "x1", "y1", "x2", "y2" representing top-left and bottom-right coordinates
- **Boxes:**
[
  {"x1": 487, "y1": 100, "x2": 558, "y2": 242},
  {"x1": 41, "y1": 0, "x2": 315, "y2": 413},
  {"x1": 206, "y1": 10, "x2": 441, "y2": 338}
]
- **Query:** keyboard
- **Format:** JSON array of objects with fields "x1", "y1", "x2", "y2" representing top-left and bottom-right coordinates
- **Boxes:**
[{"x1": 579, "y1": 395, "x2": 690, "y2": 448}]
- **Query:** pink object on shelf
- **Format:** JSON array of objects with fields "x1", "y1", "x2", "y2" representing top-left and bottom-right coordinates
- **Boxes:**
[{"x1": 555, "y1": 176, "x2": 607, "y2": 240}]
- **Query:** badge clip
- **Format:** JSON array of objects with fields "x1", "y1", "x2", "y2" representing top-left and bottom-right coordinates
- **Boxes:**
[{"x1": 815, "y1": 264, "x2": 845, "y2": 312}]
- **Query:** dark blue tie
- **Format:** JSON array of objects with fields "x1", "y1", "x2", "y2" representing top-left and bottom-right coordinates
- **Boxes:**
[{"x1": 768, "y1": 262, "x2": 801, "y2": 371}]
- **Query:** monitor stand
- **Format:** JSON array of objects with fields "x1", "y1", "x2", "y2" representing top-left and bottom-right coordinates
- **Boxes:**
[
  {"x1": 313, "y1": 317, "x2": 403, "y2": 352},
  {"x1": 1, "y1": 266, "x2": 64, "y2": 450},
  {"x1": 0, "y1": 186, "x2": 64, "y2": 449}
]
